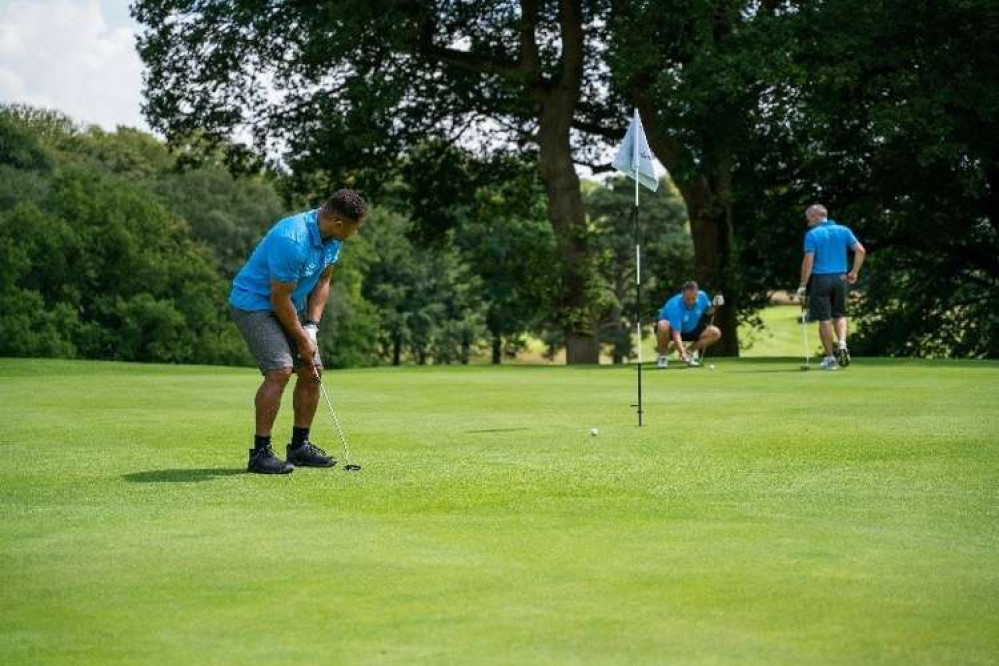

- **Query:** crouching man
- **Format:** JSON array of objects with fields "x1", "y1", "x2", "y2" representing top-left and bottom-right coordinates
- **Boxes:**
[{"x1": 655, "y1": 281, "x2": 723, "y2": 368}]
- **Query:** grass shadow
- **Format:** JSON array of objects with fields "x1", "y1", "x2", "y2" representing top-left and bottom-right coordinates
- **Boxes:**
[
  {"x1": 466, "y1": 427, "x2": 531, "y2": 434},
  {"x1": 123, "y1": 468, "x2": 245, "y2": 483}
]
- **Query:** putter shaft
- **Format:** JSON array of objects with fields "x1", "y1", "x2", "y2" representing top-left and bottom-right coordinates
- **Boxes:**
[{"x1": 314, "y1": 369, "x2": 356, "y2": 466}]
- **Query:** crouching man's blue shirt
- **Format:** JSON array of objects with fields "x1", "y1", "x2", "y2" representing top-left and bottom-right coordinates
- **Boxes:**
[
  {"x1": 229, "y1": 209, "x2": 342, "y2": 312},
  {"x1": 659, "y1": 290, "x2": 712, "y2": 334}
]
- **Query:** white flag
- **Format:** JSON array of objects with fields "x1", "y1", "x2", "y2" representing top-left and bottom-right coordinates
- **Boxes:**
[{"x1": 612, "y1": 108, "x2": 659, "y2": 192}]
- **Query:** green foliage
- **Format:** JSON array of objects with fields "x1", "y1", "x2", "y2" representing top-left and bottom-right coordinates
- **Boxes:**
[
  {"x1": 151, "y1": 168, "x2": 286, "y2": 278},
  {"x1": 0, "y1": 108, "x2": 253, "y2": 365},
  {"x1": 733, "y1": 0, "x2": 999, "y2": 357},
  {"x1": 0, "y1": 103, "x2": 569, "y2": 368},
  {"x1": 358, "y1": 207, "x2": 488, "y2": 365},
  {"x1": 0, "y1": 115, "x2": 51, "y2": 171},
  {"x1": 318, "y1": 232, "x2": 382, "y2": 369},
  {"x1": 450, "y1": 156, "x2": 558, "y2": 363}
]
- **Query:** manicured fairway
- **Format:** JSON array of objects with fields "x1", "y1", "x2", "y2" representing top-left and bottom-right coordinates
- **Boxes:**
[{"x1": 2, "y1": 358, "x2": 997, "y2": 665}]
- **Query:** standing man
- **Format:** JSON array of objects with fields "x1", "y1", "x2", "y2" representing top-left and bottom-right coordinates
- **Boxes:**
[
  {"x1": 230, "y1": 189, "x2": 368, "y2": 474},
  {"x1": 655, "y1": 281, "x2": 724, "y2": 368},
  {"x1": 796, "y1": 203, "x2": 866, "y2": 370}
]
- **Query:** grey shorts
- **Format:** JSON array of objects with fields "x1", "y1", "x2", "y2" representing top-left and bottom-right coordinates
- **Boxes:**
[
  {"x1": 230, "y1": 308, "x2": 322, "y2": 374},
  {"x1": 809, "y1": 274, "x2": 848, "y2": 322}
]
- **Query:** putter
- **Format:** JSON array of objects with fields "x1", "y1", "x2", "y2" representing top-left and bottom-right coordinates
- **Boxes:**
[
  {"x1": 313, "y1": 367, "x2": 362, "y2": 472},
  {"x1": 799, "y1": 299, "x2": 811, "y2": 371}
]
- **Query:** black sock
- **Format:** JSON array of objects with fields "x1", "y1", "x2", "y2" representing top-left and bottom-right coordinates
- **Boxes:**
[
  {"x1": 291, "y1": 427, "x2": 310, "y2": 447},
  {"x1": 254, "y1": 434, "x2": 271, "y2": 451}
]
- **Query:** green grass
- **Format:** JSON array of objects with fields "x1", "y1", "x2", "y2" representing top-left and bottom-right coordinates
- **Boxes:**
[
  {"x1": 2, "y1": 358, "x2": 998, "y2": 665},
  {"x1": 738, "y1": 305, "x2": 810, "y2": 357}
]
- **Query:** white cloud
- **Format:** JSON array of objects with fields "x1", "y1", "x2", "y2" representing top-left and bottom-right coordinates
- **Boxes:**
[{"x1": 0, "y1": 0, "x2": 149, "y2": 131}]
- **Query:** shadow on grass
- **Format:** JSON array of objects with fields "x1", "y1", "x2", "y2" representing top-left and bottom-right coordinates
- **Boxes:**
[
  {"x1": 466, "y1": 427, "x2": 531, "y2": 434},
  {"x1": 123, "y1": 468, "x2": 245, "y2": 483}
]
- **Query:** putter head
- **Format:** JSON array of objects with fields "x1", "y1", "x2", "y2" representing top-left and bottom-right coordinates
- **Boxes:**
[{"x1": 344, "y1": 464, "x2": 362, "y2": 472}]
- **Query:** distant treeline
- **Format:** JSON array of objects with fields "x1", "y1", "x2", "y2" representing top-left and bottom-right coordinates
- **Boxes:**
[{"x1": 0, "y1": 105, "x2": 693, "y2": 367}]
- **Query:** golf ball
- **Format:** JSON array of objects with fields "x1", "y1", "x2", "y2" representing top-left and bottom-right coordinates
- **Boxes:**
[
  {"x1": 709, "y1": 364, "x2": 716, "y2": 370},
  {"x1": 590, "y1": 427, "x2": 598, "y2": 436}
]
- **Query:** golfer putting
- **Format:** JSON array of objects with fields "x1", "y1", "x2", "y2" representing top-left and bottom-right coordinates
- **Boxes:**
[
  {"x1": 796, "y1": 204, "x2": 865, "y2": 371},
  {"x1": 655, "y1": 281, "x2": 724, "y2": 368},
  {"x1": 229, "y1": 189, "x2": 368, "y2": 474}
]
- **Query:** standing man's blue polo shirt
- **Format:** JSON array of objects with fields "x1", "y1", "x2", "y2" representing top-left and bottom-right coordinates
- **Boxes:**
[
  {"x1": 659, "y1": 290, "x2": 712, "y2": 333},
  {"x1": 229, "y1": 209, "x2": 342, "y2": 312},
  {"x1": 804, "y1": 219, "x2": 860, "y2": 275}
]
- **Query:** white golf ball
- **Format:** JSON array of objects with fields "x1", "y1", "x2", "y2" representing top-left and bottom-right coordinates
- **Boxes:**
[
  {"x1": 709, "y1": 364, "x2": 716, "y2": 370},
  {"x1": 590, "y1": 427, "x2": 598, "y2": 436}
]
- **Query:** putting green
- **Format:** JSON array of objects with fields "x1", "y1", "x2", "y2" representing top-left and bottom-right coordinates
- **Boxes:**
[{"x1": 2, "y1": 358, "x2": 997, "y2": 664}]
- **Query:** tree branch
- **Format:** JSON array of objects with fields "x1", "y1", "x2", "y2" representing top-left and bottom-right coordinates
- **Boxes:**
[
  {"x1": 414, "y1": 10, "x2": 523, "y2": 78},
  {"x1": 518, "y1": 0, "x2": 540, "y2": 75},
  {"x1": 419, "y1": 43, "x2": 522, "y2": 76},
  {"x1": 556, "y1": 0, "x2": 584, "y2": 92},
  {"x1": 574, "y1": 159, "x2": 615, "y2": 173},
  {"x1": 571, "y1": 118, "x2": 624, "y2": 141}
]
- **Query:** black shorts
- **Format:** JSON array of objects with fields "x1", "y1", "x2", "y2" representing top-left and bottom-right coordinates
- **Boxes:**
[
  {"x1": 809, "y1": 274, "x2": 848, "y2": 321},
  {"x1": 681, "y1": 322, "x2": 707, "y2": 342}
]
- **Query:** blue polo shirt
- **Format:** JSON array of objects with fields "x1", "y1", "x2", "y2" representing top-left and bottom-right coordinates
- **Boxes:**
[
  {"x1": 229, "y1": 209, "x2": 342, "y2": 312},
  {"x1": 804, "y1": 219, "x2": 859, "y2": 275},
  {"x1": 659, "y1": 290, "x2": 712, "y2": 333}
]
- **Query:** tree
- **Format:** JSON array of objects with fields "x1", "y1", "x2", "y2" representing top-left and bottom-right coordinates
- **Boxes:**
[
  {"x1": 152, "y1": 168, "x2": 287, "y2": 278},
  {"x1": 132, "y1": 0, "x2": 615, "y2": 362},
  {"x1": 447, "y1": 154, "x2": 558, "y2": 364},
  {"x1": 352, "y1": 206, "x2": 488, "y2": 366},
  {"x1": 735, "y1": 0, "x2": 999, "y2": 357},
  {"x1": 0, "y1": 164, "x2": 247, "y2": 365},
  {"x1": 593, "y1": 1, "x2": 802, "y2": 356}
]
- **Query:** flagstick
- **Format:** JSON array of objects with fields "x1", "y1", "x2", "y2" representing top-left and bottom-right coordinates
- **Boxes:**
[
  {"x1": 634, "y1": 168, "x2": 643, "y2": 426},
  {"x1": 615, "y1": 107, "x2": 657, "y2": 427}
]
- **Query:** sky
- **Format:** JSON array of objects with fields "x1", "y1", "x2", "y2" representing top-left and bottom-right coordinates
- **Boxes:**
[{"x1": 0, "y1": 0, "x2": 149, "y2": 131}]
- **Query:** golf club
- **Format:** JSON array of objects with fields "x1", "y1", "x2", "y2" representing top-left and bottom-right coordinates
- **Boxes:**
[
  {"x1": 313, "y1": 367, "x2": 362, "y2": 472},
  {"x1": 799, "y1": 297, "x2": 811, "y2": 371}
]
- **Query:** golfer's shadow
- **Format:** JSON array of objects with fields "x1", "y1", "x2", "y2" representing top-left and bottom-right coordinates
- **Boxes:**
[{"x1": 123, "y1": 468, "x2": 244, "y2": 483}]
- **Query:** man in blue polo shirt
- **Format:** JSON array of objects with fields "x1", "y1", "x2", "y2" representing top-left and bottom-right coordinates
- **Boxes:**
[
  {"x1": 230, "y1": 189, "x2": 368, "y2": 474},
  {"x1": 796, "y1": 203, "x2": 866, "y2": 370},
  {"x1": 655, "y1": 281, "x2": 724, "y2": 368}
]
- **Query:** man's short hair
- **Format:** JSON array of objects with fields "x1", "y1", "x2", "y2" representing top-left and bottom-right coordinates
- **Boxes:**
[
  {"x1": 683, "y1": 280, "x2": 698, "y2": 292},
  {"x1": 806, "y1": 203, "x2": 828, "y2": 219},
  {"x1": 322, "y1": 189, "x2": 368, "y2": 221}
]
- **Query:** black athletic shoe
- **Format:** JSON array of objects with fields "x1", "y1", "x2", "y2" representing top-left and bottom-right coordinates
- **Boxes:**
[
  {"x1": 835, "y1": 345, "x2": 852, "y2": 367},
  {"x1": 286, "y1": 441, "x2": 337, "y2": 468},
  {"x1": 247, "y1": 446, "x2": 294, "y2": 474}
]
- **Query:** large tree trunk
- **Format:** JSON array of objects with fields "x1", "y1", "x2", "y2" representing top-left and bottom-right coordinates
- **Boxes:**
[
  {"x1": 684, "y1": 179, "x2": 740, "y2": 356},
  {"x1": 534, "y1": 1, "x2": 598, "y2": 364},
  {"x1": 491, "y1": 333, "x2": 502, "y2": 365},
  {"x1": 515, "y1": 0, "x2": 597, "y2": 364},
  {"x1": 537, "y1": 106, "x2": 599, "y2": 363}
]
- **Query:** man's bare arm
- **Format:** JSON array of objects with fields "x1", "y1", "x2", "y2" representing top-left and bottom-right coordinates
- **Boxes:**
[
  {"x1": 800, "y1": 253, "x2": 814, "y2": 289},
  {"x1": 848, "y1": 243, "x2": 866, "y2": 284},
  {"x1": 306, "y1": 265, "x2": 335, "y2": 323}
]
